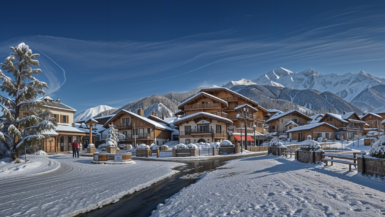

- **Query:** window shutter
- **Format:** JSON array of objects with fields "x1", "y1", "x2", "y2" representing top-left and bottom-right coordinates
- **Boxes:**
[
  {"x1": 66, "y1": 115, "x2": 69, "y2": 123},
  {"x1": 60, "y1": 115, "x2": 63, "y2": 123}
]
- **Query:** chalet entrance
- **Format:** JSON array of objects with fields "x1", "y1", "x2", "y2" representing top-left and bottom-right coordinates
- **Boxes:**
[
  {"x1": 197, "y1": 139, "x2": 206, "y2": 143},
  {"x1": 298, "y1": 133, "x2": 302, "y2": 142},
  {"x1": 60, "y1": 136, "x2": 64, "y2": 152}
]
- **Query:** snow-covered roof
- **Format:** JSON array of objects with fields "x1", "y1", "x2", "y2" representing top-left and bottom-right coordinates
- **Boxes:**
[
  {"x1": 75, "y1": 123, "x2": 105, "y2": 134},
  {"x1": 178, "y1": 92, "x2": 228, "y2": 108},
  {"x1": 360, "y1": 112, "x2": 382, "y2": 119},
  {"x1": 36, "y1": 97, "x2": 77, "y2": 112},
  {"x1": 55, "y1": 125, "x2": 87, "y2": 133},
  {"x1": 382, "y1": 119, "x2": 385, "y2": 124},
  {"x1": 324, "y1": 113, "x2": 349, "y2": 123},
  {"x1": 266, "y1": 110, "x2": 311, "y2": 123},
  {"x1": 41, "y1": 129, "x2": 59, "y2": 136},
  {"x1": 373, "y1": 107, "x2": 385, "y2": 114},
  {"x1": 234, "y1": 104, "x2": 258, "y2": 112},
  {"x1": 286, "y1": 122, "x2": 338, "y2": 133},
  {"x1": 267, "y1": 109, "x2": 283, "y2": 113},
  {"x1": 309, "y1": 114, "x2": 324, "y2": 124},
  {"x1": 285, "y1": 121, "x2": 298, "y2": 127},
  {"x1": 341, "y1": 112, "x2": 355, "y2": 120},
  {"x1": 85, "y1": 117, "x2": 98, "y2": 124},
  {"x1": 173, "y1": 112, "x2": 233, "y2": 125}
]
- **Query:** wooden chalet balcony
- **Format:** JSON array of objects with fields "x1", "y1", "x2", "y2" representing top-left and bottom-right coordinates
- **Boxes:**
[
  {"x1": 180, "y1": 129, "x2": 225, "y2": 136},
  {"x1": 115, "y1": 122, "x2": 132, "y2": 129},
  {"x1": 220, "y1": 97, "x2": 239, "y2": 102},
  {"x1": 338, "y1": 126, "x2": 363, "y2": 131},
  {"x1": 210, "y1": 112, "x2": 228, "y2": 118},
  {"x1": 184, "y1": 103, "x2": 222, "y2": 110},
  {"x1": 225, "y1": 105, "x2": 238, "y2": 110},
  {"x1": 232, "y1": 128, "x2": 257, "y2": 134},
  {"x1": 228, "y1": 115, "x2": 264, "y2": 121}
]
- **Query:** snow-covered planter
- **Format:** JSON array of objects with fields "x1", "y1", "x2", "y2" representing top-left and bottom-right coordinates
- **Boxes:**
[
  {"x1": 137, "y1": 144, "x2": 150, "y2": 150},
  {"x1": 268, "y1": 137, "x2": 286, "y2": 156},
  {"x1": 268, "y1": 137, "x2": 285, "y2": 148},
  {"x1": 369, "y1": 136, "x2": 385, "y2": 158},
  {"x1": 187, "y1": 144, "x2": 197, "y2": 149},
  {"x1": 160, "y1": 145, "x2": 169, "y2": 151},
  {"x1": 173, "y1": 143, "x2": 189, "y2": 150},
  {"x1": 299, "y1": 140, "x2": 321, "y2": 151},
  {"x1": 87, "y1": 143, "x2": 96, "y2": 154},
  {"x1": 220, "y1": 140, "x2": 234, "y2": 147},
  {"x1": 136, "y1": 144, "x2": 151, "y2": 157}
]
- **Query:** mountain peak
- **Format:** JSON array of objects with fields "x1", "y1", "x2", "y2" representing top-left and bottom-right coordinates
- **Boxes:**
[
  {"x1": 74, "y1": 105, "x2": 116, "y2": 122},
  {"x1": 223, "y1": 78, "x2": 256, "y2": 88},
  {"x1": 300, "y1": 68, "x2": 320, "y2": 76}
]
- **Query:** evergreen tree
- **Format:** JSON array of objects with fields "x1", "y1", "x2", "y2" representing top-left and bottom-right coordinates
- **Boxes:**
[
  {"x1": 0, "y1": 43, "x2": 57, "y2": 159},
  {"x1": 106, "y1": 124, "x2": 119, "y2": 147}
]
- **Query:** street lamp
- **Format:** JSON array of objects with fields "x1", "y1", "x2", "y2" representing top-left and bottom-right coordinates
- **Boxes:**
[
  {"x1": 237, "y1": 106, "x2": 252, "y2": 151},
  {"x1": 252, "y1": 124, "x2": 257, "y2": 147}
]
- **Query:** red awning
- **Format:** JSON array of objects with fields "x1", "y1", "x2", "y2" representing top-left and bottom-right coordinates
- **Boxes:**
[{"x1": 234, "y1": 136, "x2": 254, "y2": 141}]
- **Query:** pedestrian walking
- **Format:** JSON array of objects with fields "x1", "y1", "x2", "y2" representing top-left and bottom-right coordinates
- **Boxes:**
[{"x1": 72, "y1": 140, "x2": 80, "y2": 158}]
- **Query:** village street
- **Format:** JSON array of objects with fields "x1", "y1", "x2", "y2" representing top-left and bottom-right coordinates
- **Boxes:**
[
  {"x1": 152, "y1": 155, "x2": 385, "y2": 217},
  {"x1": 0, "y1": 155, "x2": 183, "y2": 217}
]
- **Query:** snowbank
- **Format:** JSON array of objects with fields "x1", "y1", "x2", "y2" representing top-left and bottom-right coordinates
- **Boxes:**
[
  {"x1": 34, "y1": 150, "x2": 47, "y2": 155},
  {"x1": 187, "y1": 144, "x2": 197, "y2": 149},
  {"x1": 151, "y1": 144, "x2": 160, "y2": 150},
  {"x1": 173, "y1": 143, "x2": 188, "y2": 149}
]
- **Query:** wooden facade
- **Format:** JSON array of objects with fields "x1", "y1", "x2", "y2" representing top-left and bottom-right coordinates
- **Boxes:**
[
  {"x1": 288, "y1": 124, "x2": 337, "y2": 142},
  {"x1": 361, "y1": 113, "x2": 384, "y2": 134},
  {"x1": 319, "y1": 112, "x2": 366, "y2": 139},
  {"x1": 265, "y1": 110, "x2": 312, "y2": 135},
  {"x1": 103, "y1": 109, "x2": 172, "y2": 146}
]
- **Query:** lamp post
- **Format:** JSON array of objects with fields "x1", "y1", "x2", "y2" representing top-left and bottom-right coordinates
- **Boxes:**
[
  {"x1": 134, "y1": 123, "x2": 136, "y2": 147},
  {"x1": 237, "y1": 107, "x2": 252, "y2": 151},
  {"x1": 252, "y1": 125, "x2": 257, "y2": 147}
]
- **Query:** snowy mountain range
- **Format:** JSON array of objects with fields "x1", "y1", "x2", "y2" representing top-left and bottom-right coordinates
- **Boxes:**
[
  {"x1": 223, "y1": 79, "x2": 256, "y2": 89},
  {"x1": 74, "y1": 105, "x2": 116, "y2": 122},
  {"x1": 253, "y1": 67, "x2": 385, "y2": 103}
]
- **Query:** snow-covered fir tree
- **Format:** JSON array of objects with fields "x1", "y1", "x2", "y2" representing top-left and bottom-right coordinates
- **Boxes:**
[
  {"x1": 106, "y1": 124, "x2": 119, "y2": 147},
  {"x1": 0, "y1": 43, "x2": 57, "y2": 159}
]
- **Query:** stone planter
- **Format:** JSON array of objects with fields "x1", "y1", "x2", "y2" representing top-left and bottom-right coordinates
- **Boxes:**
[
  {"x1": 268, "y1": 146, "x2": 286, "y2": 156},
  {"x1": 136, "y1": 149, "x2": 151, "y2": 157},
  {"x1": 106, "y1": 146, "x2": 117, "y2": 154},
  {"x1": 295, "y1": 150, "x2": 324, "y2": 163},
  {"x1": 219, "y1": 146, "x2": 235, "y2": 155},
  {"x1": 87, "y1": 147, "x2": 96, "y2": 154},
  {"x1": 357, "y1": 156, "x2": 385, "y2": 177}
]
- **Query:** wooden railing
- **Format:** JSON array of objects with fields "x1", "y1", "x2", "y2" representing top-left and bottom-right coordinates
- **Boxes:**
[
  {"x1": 228, "y1": 115, "x2": 263, "y2": 121},
  {"x1": 210, "y1": 112, "x2": 228, "y2": 118},
  {"x1": 180, "y1": 129, "x2": 225, "y2": 135},
  {"x1": 232, "y1": 128, "x2": 258, "y2": 134},
  {"x1": 184, "y1": 103, "x2": 222, "y2": 110},
  {"x1": 225, "y1": 105, "x2": 238, "y2": 110},
  {"x1": 115, "y1": 123, "x2": 132, "y2": 129}
]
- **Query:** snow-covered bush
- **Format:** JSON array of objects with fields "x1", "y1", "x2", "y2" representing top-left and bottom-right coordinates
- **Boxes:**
[
  {"x1": 137, "y1": 144, "x2": 150, "y2": 150},
  {"x1": 279, "y1": 135, "x2": 287, "y2": 140},
  {"x1": 173, "y1": 143, "x2": 188, "y2": 149},
  {"x1": 220, "y1": 140, "x2": 234, "y2": 147},
  {"x1": 34, "y1": 150, "x2": 47, "y2": 155},
  {"x1": 300, "y1": 140, "x2": 321, "y2": 151},
  {"x1": 187, "y1": 144, "x2": 197, "y2": 149},
  {"x1": 268, "y1": 137, "x2": 285, "y2": 148},
  {"x1": 369, "y1": 136, "x2": 385, "y2": 158}
]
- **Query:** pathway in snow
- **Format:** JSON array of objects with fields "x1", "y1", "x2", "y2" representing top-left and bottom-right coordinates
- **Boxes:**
[
  {"x1": 0, "y1": 155, "x2": 182, "y2": 217},
  {"x1": 152, "y1": 155, "x2": 385, "y2": 216}
]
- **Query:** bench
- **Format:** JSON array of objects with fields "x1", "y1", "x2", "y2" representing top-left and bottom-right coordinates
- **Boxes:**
[
  {"x1": 322, "y1": 157, "x2": 356, "y2": 171},
  {"x1": 323, "y1": 153, "x2": 357, "y2": 164}
]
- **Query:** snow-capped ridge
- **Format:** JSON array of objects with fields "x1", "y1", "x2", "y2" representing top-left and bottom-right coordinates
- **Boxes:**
[{"x1": 74, "y1": 105, "x2": 116, "y2": 122}]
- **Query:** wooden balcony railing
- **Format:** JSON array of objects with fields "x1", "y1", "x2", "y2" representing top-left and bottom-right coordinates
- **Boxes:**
[
  {"x1": 210, "y1": 112, "x2": 228, "y2": 118},
  {"x1": 184, "y1": 103, "x2": 222, "y2": 110},
  {"x1": 228, "y1": 115, "x2": 263, "y2": 121},
  {"x1": 115, "y1": 123, "x2": 132, "y2": 129},
  {"x1": 232, "y1": 128, "x2": 258, "y2": 134},
  {"x1": 225, "y1": 105, "x2": 238, "y2": 110},
  {"x1": 180, "y1": 129, "x2": 225, "y2": 136}
]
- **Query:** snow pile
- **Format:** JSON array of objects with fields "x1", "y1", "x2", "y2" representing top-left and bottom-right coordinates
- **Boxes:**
[
  {"x1": 367, "y1": 131, "x2": 379, "y2": 137},
  {"x1": 173, "y1": 143, "x2": 188, "y2": 150},
  {"x1": 151, "y1": 144, "x2": 160, "y2": 150},
  {"x1": 220, "y1": 140, "x2": 234, "y2": 147},
  {"x1": 107, "y1": 141, "x2": 116, "y2": 147},
  {"x1": 369, "y1": 136, "x2": 385, "y2": 158},
  {"x1": 300, "y1": 140, "x2": 321, "y2": 151},
  {"x1": 88, "y1": 144, "x2": 95, "y2": 148},
  {"x1": 279, "y1": 135, "x2": 288, "y2": 140},
  {"x1": 137, "y1": 144, "x2": 150, "y2": 150},
  {"x1": 34, "y1": 150, "x2": 47, "y2": 155}
]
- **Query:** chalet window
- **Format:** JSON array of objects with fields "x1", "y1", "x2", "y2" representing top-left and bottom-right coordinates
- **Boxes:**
[
  {"x1": 202, "y1": 101, "x2": 205, "y2": 104},
  {"x1": 289, "y1": 126, "x2": 292, "y2": 129},
  {"x1": 147, "y1": 128, "x2": 151, "y2": 133},
  {"x1": 62, "y1": 115, "x2": 68, "y2": 123},
  {"x1": 216, "y1": 125, "x2": 221, "y2": 133},
  {"x1": 198, "y1": 124, "x2": 209, "y2": 133},
  {"x1": 185, "y1": 126, "x2": 191, "y2": 135},
  {"x1": 272, "y1": 126, "x2": 276, "y2": 130}
]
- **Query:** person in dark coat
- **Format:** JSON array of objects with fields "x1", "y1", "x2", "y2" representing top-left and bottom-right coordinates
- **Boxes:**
[{"x1": 72, "y1": 140, "x2": 80, "y2": 158}]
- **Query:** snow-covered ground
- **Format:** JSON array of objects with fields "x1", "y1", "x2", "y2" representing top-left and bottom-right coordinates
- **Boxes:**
[
  {"x1": 152, "y1": 155, "x2": 385, "y2": 216},
  {"x1": 0, "y1": 155, "x2": 183, "y2": 217},
  {"x1": 330, "y1": 139, "x2": 371, "y2": 152},
  {"x1": 0, "y1": 155, "x2": 60, "y2": 180}
]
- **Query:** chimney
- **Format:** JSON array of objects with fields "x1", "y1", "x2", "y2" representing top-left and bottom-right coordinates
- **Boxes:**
[
  {"x1": 56, "y1": 98, "x2": 61, "y2": 103},
  {"x1": 152, "y1": 110, "x2": 157, "y2": 117},
  {"x1": 329, "y1": 108, "x2": 332, "y2": 113},
  {"x1": 343, "y1": 111, "x2": 346, "y2": 115},
  {"x1": 137, "y1": 107, "x2": 144, "y2": 117},
  {"x1": 162, "y1": 113, "x2": 165, "y2": 120}
]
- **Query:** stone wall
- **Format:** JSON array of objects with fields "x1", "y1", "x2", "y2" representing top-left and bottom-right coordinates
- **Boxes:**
[
  {"x1": 268, "y1": 146, "x2": 286, "y2": 156},
  {"x1": 247, "y1": 146, "x2": 268, "y2": 152},
  {"x1": 295, "y1": 150, "x2": 324, "y2": 163},
  {"x1": 136, "y1": 149, "x2": 151, "y2": 157},
  {"x1": 357, "y1": 156, "x2": 385, "y2": 177},
  {"x1": 219, "y1": 147, "x2": 235, "y2": 155}
]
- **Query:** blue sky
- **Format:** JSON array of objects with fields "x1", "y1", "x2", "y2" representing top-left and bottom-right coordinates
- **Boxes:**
[{"x1": 0, "y1": 0, "x2": 385, "y2": 113}]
